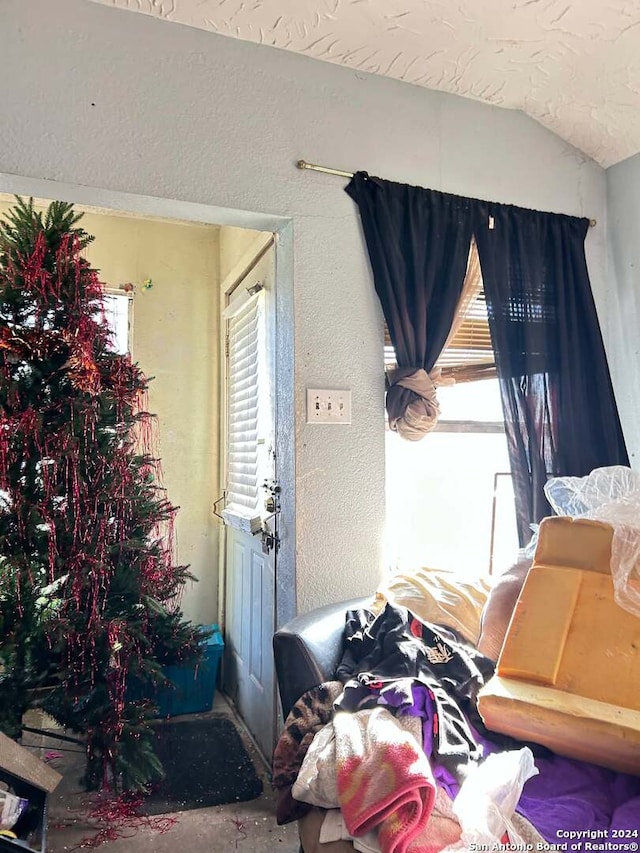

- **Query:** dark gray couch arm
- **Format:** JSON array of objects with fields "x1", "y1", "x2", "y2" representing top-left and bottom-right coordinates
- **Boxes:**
[{"x1": 273, "y1": 597, "x2": 370, "y2": 719}]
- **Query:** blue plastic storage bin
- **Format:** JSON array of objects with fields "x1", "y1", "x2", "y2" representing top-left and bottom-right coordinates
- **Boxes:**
[{"x1": 154, "y1": 624, "x2": 224, "y2": 717}]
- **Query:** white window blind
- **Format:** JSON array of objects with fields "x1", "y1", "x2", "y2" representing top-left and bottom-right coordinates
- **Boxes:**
[{"x1": 223, "y1": 291, "x2": 266, "y2": 533}]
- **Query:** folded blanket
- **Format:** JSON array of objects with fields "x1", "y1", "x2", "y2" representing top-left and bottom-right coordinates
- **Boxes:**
[
  {"x1": 320, "y1": 786, "x2": 463, "y2": 853},
  {"x1": 334, "y1": 707, "x2": 437, "y2": 853},
  {"x1": 293, "y1": 712, "x2": 423, "y2": 811}
]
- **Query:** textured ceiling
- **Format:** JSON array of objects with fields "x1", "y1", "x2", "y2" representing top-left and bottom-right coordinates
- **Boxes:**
[{"x1": 89, "y1": 0, "x2": 640, "y2": 168}]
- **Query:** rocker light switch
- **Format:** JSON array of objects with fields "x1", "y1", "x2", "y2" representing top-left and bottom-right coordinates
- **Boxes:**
[{"x1": 306, "y1": 389, "x2": 352, "y2": 424}]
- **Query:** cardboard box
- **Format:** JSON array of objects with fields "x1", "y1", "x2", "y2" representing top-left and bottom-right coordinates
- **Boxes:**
[
  {"x1": 478, "y1": 516, "x2": 640, "y2": 774},
  {"x1": 0, "y1": 732, "x2": 61, "y2": 853}
]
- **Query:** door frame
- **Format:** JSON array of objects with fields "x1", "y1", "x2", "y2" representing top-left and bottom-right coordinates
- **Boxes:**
[{"x1": 0, "y1": 172, "x2": 297, "y2": 635}]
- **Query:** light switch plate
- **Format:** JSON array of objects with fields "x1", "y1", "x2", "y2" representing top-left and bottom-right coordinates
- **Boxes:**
[{"x1": 306, "y1": 389, "x2": 352, "y2": 424}]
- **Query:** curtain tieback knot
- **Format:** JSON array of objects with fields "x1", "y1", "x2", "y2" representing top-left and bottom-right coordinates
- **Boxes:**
[{"x1": 387, "y1": 367, "x2": 453, "y2": 441}]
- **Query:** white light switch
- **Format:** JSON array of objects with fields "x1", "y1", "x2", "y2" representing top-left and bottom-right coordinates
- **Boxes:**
[{"x1": 306, "y1": 389, "x2": 352, "y2": 424}]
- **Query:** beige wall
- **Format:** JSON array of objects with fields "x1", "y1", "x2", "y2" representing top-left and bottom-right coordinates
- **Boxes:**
[
  {"x1": 85, "y1": 213, "x2": 221, "y2": 628},
  {"x1": 0, "y1": 199, "x2": 221, "y2": 627},
  {"x1": 218, "y1": 224, "x2": 266, "y2": 286}
]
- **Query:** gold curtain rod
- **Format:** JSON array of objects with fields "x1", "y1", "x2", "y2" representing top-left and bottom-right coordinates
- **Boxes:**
[
  {"x1": 296, "y1": 159, "x2": 597, "y2": 227},
  {"x1": 297, "y1": 159, "x2": 354, "y2": 179}
]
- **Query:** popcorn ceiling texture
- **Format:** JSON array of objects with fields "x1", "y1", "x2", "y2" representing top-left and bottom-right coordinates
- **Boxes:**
[{"x1": 88, "y1": 0, "x2": 640, "y2": 168}]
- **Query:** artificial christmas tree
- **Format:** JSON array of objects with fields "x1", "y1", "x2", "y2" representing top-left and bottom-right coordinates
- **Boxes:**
[{"x1": 0, "y1": 197, "x2": 204, "y2": 791}]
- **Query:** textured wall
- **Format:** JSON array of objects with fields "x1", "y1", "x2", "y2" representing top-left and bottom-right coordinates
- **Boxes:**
[
  {"x1": 88, "y1": 0, "x2": 640, "y2": 169},
  {"x1": 0, "y1": 0, "x2": 609, "y2": 615},
  {"x1": 607, "y1": 154, "x2": 640, "y2": 467}
]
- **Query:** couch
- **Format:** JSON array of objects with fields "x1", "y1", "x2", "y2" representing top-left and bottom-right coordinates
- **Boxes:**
[
  {"x1": 271, "y1": 564, "x2": 528, "y2": 853},
  {"x1": 274, "y1": 597, "x2": 371, "y2": 722},
  {"x1": 272, "y1": 554, "x2": 640, "y2": 851}
]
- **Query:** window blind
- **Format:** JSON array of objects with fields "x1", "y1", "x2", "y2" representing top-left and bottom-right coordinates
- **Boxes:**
[{"x1": 224, "y1": 293, "x2": 263, "y2": 530}]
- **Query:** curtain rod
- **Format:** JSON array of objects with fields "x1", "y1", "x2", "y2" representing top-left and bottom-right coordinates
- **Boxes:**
[{"x1": 296, "y1": 159, "x2": 597, "y2": 228}]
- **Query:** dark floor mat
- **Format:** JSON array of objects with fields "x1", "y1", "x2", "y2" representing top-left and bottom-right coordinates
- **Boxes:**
[{"x1": 142, "y1": 717, "x2": 264, "y2": 815}]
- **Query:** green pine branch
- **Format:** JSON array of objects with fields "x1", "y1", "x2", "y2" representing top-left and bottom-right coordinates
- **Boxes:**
[{"x1": 0, "y1": 197, "x2": 202, "y2": 791}]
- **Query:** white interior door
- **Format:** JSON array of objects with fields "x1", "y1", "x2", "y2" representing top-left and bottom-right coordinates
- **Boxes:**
[{"x1": 221, "y1": 240, "x2": 278, "y2": 759}]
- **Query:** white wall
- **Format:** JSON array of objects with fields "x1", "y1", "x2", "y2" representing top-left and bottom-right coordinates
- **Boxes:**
[
  {"x1": 606, "y1": 154, "x2": 640, "y2": 466},
  {"x1": 0, "y1": 0, "x2": 608, "y2": 616}
]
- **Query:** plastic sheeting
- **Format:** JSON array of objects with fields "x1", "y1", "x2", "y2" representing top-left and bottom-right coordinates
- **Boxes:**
[
  {"x1": 544, "y1": 466, "x2": 640, "y2": 617},
  {"x1": 442, "y1": 748, "x2": 538, "y2": 851}
]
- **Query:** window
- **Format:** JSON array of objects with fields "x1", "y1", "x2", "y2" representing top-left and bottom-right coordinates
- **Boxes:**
[
  {"x1": 101, "y1": 291, "x2": 132, "y2": 356},
  {"x1": 384, "y1": 241, "x2": 519, "y2": 577}
]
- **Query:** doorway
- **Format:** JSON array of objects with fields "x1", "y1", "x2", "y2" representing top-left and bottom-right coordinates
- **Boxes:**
[{"x1": 0, "y1": 175, "x2": 296, "y2": 760}]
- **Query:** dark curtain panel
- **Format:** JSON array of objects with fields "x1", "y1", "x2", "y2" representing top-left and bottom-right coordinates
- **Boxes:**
[
  {"x1": 345, "y1": 172, "x2": 474, "y2": 437},
  {"x1": 474, "y1": 203, "x2": 629, "y2": 543}
]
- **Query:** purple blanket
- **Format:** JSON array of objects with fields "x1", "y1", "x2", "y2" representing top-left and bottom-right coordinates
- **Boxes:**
[
  {"x1": 380, "y1": 680, "x2": 640, "y2": 840},
  {"x1": 464, "y1": 727, "x2": 640, "y2": 841},
  {"x1": 514, "y1": 751, "x2": 640, "y2": 842}
]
